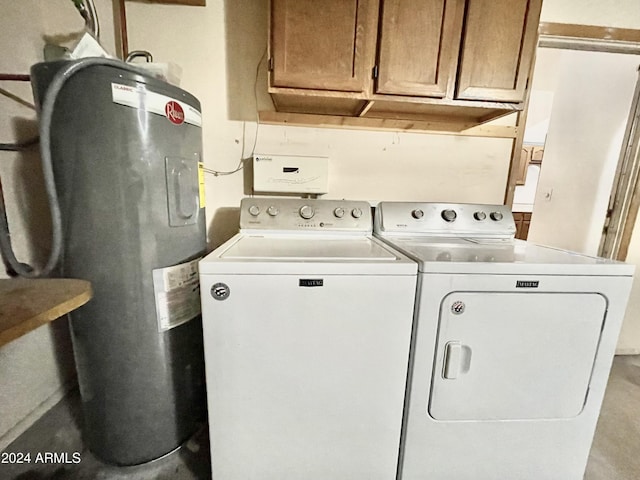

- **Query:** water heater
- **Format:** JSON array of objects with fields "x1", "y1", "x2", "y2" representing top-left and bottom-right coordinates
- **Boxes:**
[{"x1": 30, "y1": 60, "x2": 207, "y2": 465}]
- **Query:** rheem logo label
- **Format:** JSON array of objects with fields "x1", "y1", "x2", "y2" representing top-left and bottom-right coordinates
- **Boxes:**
[{"x1": 165, "y1": 101, "x2": 185, "y2": 125}]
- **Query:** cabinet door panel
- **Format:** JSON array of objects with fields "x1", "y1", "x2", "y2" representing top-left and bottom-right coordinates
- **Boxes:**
[
  {"x1": 456, "y1": 0, "x2": 542, "y2": 102},
  {"x1": 271, "y1": 0, "x2": 377, "y2": 92},
  {"x1": 376, "y1": 0, "x2": 464, "y2": 97},
  {"x1": 516, "y1": 146, "x2": 532, "y2": 185}
]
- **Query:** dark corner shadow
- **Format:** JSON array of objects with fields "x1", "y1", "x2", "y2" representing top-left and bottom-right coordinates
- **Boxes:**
[
  {"x1": 10, "y1": 117, "x2": 51, "y2": 271},
  {"x1": 223, "y1": 0, "x2": 273, "y2": 122},
  {"x1": 207, "y1": 207, "x2": 240, "y2": 251},
  {"x1": 47, "y1": 317, "x2": 80, "y2": 424},
  {"x1": 242, "y1": 156, "x2": 254, "y2": 196},
  {"x1": 13, "y1": 466, "x2": 68, "y2": 479},
  {"x1": 9, "y1": 117, "x2": 79, "y2": 420},
  {"x1": 177, "y1": 422, "x2": 212, "y2": 480}
]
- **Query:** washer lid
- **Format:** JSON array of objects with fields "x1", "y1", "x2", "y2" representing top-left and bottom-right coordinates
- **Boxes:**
[
  {"x1": 376, "y1": 236, "x2": 634, "y2": 276},
  {"x1": 200, "y1": 234, "x2": 417, "y2": 275},
  {"x1": 221, "y1": 235, "x2": 398, "y2": 260}
]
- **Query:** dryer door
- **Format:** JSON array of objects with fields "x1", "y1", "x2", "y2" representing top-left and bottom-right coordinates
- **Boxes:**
[{"x1": 429, "y1": 292, "x2": 607, "y2": 421}]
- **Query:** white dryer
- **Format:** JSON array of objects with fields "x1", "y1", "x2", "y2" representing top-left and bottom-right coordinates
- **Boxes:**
[
  {"x1": 374, "y1": 202, "x2": 634, "y2": 480},
  {"x1": 199, "y1": 197, "x2": 417, "y2": 480}
]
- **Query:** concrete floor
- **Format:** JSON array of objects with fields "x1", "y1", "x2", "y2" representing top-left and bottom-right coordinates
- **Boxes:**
[
  {"x1": 0, "y1": 389, "x2": 211, "y2": 480},
  {"x1": 2, "y1": 355, "x2": 640, "y2": 479},
  {"x1": 584, "y1": 354, "x2": 640, "y2": 480}
]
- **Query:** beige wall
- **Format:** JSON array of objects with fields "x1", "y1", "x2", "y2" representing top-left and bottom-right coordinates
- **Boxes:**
[
  {"x1": 541, "y1": 0, "x2": 640, "y2": 28},
  {"x1": 124, "y1": 0, "x2": 513, "y2": 249},
  {"x1": 0, "y1": 0, "x2": 116, "y2": 450}
]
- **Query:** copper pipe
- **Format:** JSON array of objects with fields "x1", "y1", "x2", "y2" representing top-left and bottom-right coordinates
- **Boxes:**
[
  {"x1": 85, "y1": 0, "x2": 100, "y2": 39},
  {"x1": 0, "y1": 74, "x2": 30, "y2": 82},
  {"x1": 0, "y1": 137, "x2": 39, "y2": 152},
  {"x1": 118, "y1": 0, "x2": 129, "y2": 60}
]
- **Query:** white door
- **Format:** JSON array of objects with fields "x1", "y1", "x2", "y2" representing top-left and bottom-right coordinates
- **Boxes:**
[
  {"x1": 429, "y1": 292, "x2": 607, "y2": 421},
  {"x1": 528, "y1": 49, "x2": 640, "y2": 256}
]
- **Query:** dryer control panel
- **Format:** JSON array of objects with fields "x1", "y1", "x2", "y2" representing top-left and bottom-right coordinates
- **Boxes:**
[
  {"x1": 239, "y1": 197, "x2": 372, "y2": 233},
  {"x1": 375, "y1": 202, "x2": 516, "y2": 239}
]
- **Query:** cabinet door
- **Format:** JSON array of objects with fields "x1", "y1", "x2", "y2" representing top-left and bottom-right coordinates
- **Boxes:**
[
  {"x1": 376, "y1": 0, "x2": 464, "y2": 97},
  {"x1": 270, "y1": 0, "x2": 377, "y2": 92},
  {"x1": 516, "y1": 146, "x2": 532, "y2": 185},
  {"x1": 512, "y1": 212, "x2": 524, "y2": 239},
  {"x1": 522, "y1": 213, "x2": 531, "y2": 239},
  {"x1": 456, "y1": 0, "x2": 542, "y2": 102}
]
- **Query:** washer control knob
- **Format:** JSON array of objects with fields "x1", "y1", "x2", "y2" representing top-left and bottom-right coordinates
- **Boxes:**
[
  {"x1": 267, "y1": 206, "x2": 279, "y2": 216},
  {"x1": 474, "y1": 211, "x2": 487, "y2": 221},
  {"x1": 441, "y1": 209, "x2": 457, "y2": 222},
  {"x1": 248, "y1": 205, "x2": 260, "y2": 216},
  {"x1": 333, "y1": 207, "x2": 345, "y2": 218},
  {"x1": 490, "y1": 211, "x2": 504, "y2": 221},
  {"x1": 412, "y1": 209, "x2": 424, "y2": 219},
  {"x1": 299, "y1": 205, "x2": 315, "y2": 220},
  {"x1": 351, "y1": 208, "x2": 363, "y2": 219}
]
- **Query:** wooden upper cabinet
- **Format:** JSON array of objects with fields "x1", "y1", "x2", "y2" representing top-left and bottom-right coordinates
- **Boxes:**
[
  {"x1": 456, "y1": 0, "x2": 542, "y2": 102},
  {"x1": 270, "y1": 0, "x2": 377, "y2": 92},
  {"x1": 376, "y1": 0, "x2": 464, "y2": 98},
  {"x1": 267, "y1": 0, "x2": 544, "y2": 126}
]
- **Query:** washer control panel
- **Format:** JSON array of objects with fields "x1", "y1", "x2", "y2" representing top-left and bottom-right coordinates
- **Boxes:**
[
  {"x1": 240, "y1": 197, "x2": 372, "y2": 233},
  {"x1": 375, "y1": 202, "x2": 516, "y2": 238}
]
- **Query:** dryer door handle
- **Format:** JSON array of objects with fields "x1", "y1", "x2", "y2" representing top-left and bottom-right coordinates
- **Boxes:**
[
  {"x1": 443, "y1": 342, "x2": 462, "y2": 379},
  {"x1": 443, "y1": 341, "x2": 472, "y2": 379}
]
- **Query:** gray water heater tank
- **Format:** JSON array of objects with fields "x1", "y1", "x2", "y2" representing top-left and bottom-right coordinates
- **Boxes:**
[{"x1": 30, "y1": 60, "x2": 207, "y2": 465}]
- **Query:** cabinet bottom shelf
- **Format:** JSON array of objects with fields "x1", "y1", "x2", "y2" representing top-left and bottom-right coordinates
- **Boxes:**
[
  {"x1": 269, "y1": 89, "x2": 521, "y2": 135},
  {"x1": 259, "y1": 111, "x2": 517, "y2": 138}
]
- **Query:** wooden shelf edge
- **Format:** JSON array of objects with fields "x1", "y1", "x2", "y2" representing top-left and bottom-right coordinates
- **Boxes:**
[
  {"x1": 259, "y1": 111, "x2": 518, "y2": 139},
  {"x1": 539, "y1": 23, "x2": 640, "y2": 53},
  {"x1": 268, "y1": 88, "x2": 523, "y2": 112},
  {"x1": 539, "y1": 23, "x2": 640, "y2": 43},
  {"x1": 0, "y1": 279, "x2": 92, "y2": 348},
  {"x1": 269, "y1": 86, "x2": 367, "y2": 100}
]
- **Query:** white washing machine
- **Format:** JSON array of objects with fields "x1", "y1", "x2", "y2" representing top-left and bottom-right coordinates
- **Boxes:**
[
  {"x1": 374, "y1": 202, "x2": 635, "y2": 480},
  {"x1": 199, "y1": 197, "x2": 417, "y2": 480}
]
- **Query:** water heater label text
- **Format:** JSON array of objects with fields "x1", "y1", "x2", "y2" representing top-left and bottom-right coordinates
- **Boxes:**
[{"x1": 111, "y1": 83, "x2": 202, "y2": 127}]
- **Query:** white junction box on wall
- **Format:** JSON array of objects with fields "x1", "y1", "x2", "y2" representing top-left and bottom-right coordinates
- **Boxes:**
[{"x1": 253, "y1": 154, "x2": 329, "y2": 194}]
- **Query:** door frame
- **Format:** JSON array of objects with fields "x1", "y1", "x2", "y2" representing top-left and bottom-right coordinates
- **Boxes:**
[
  {"x1": 599, "y1": 67, "x2": 640, "y2": 260},
  {"x1": 504, "y1": 23, "x2": 640, "y2": 223}
]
